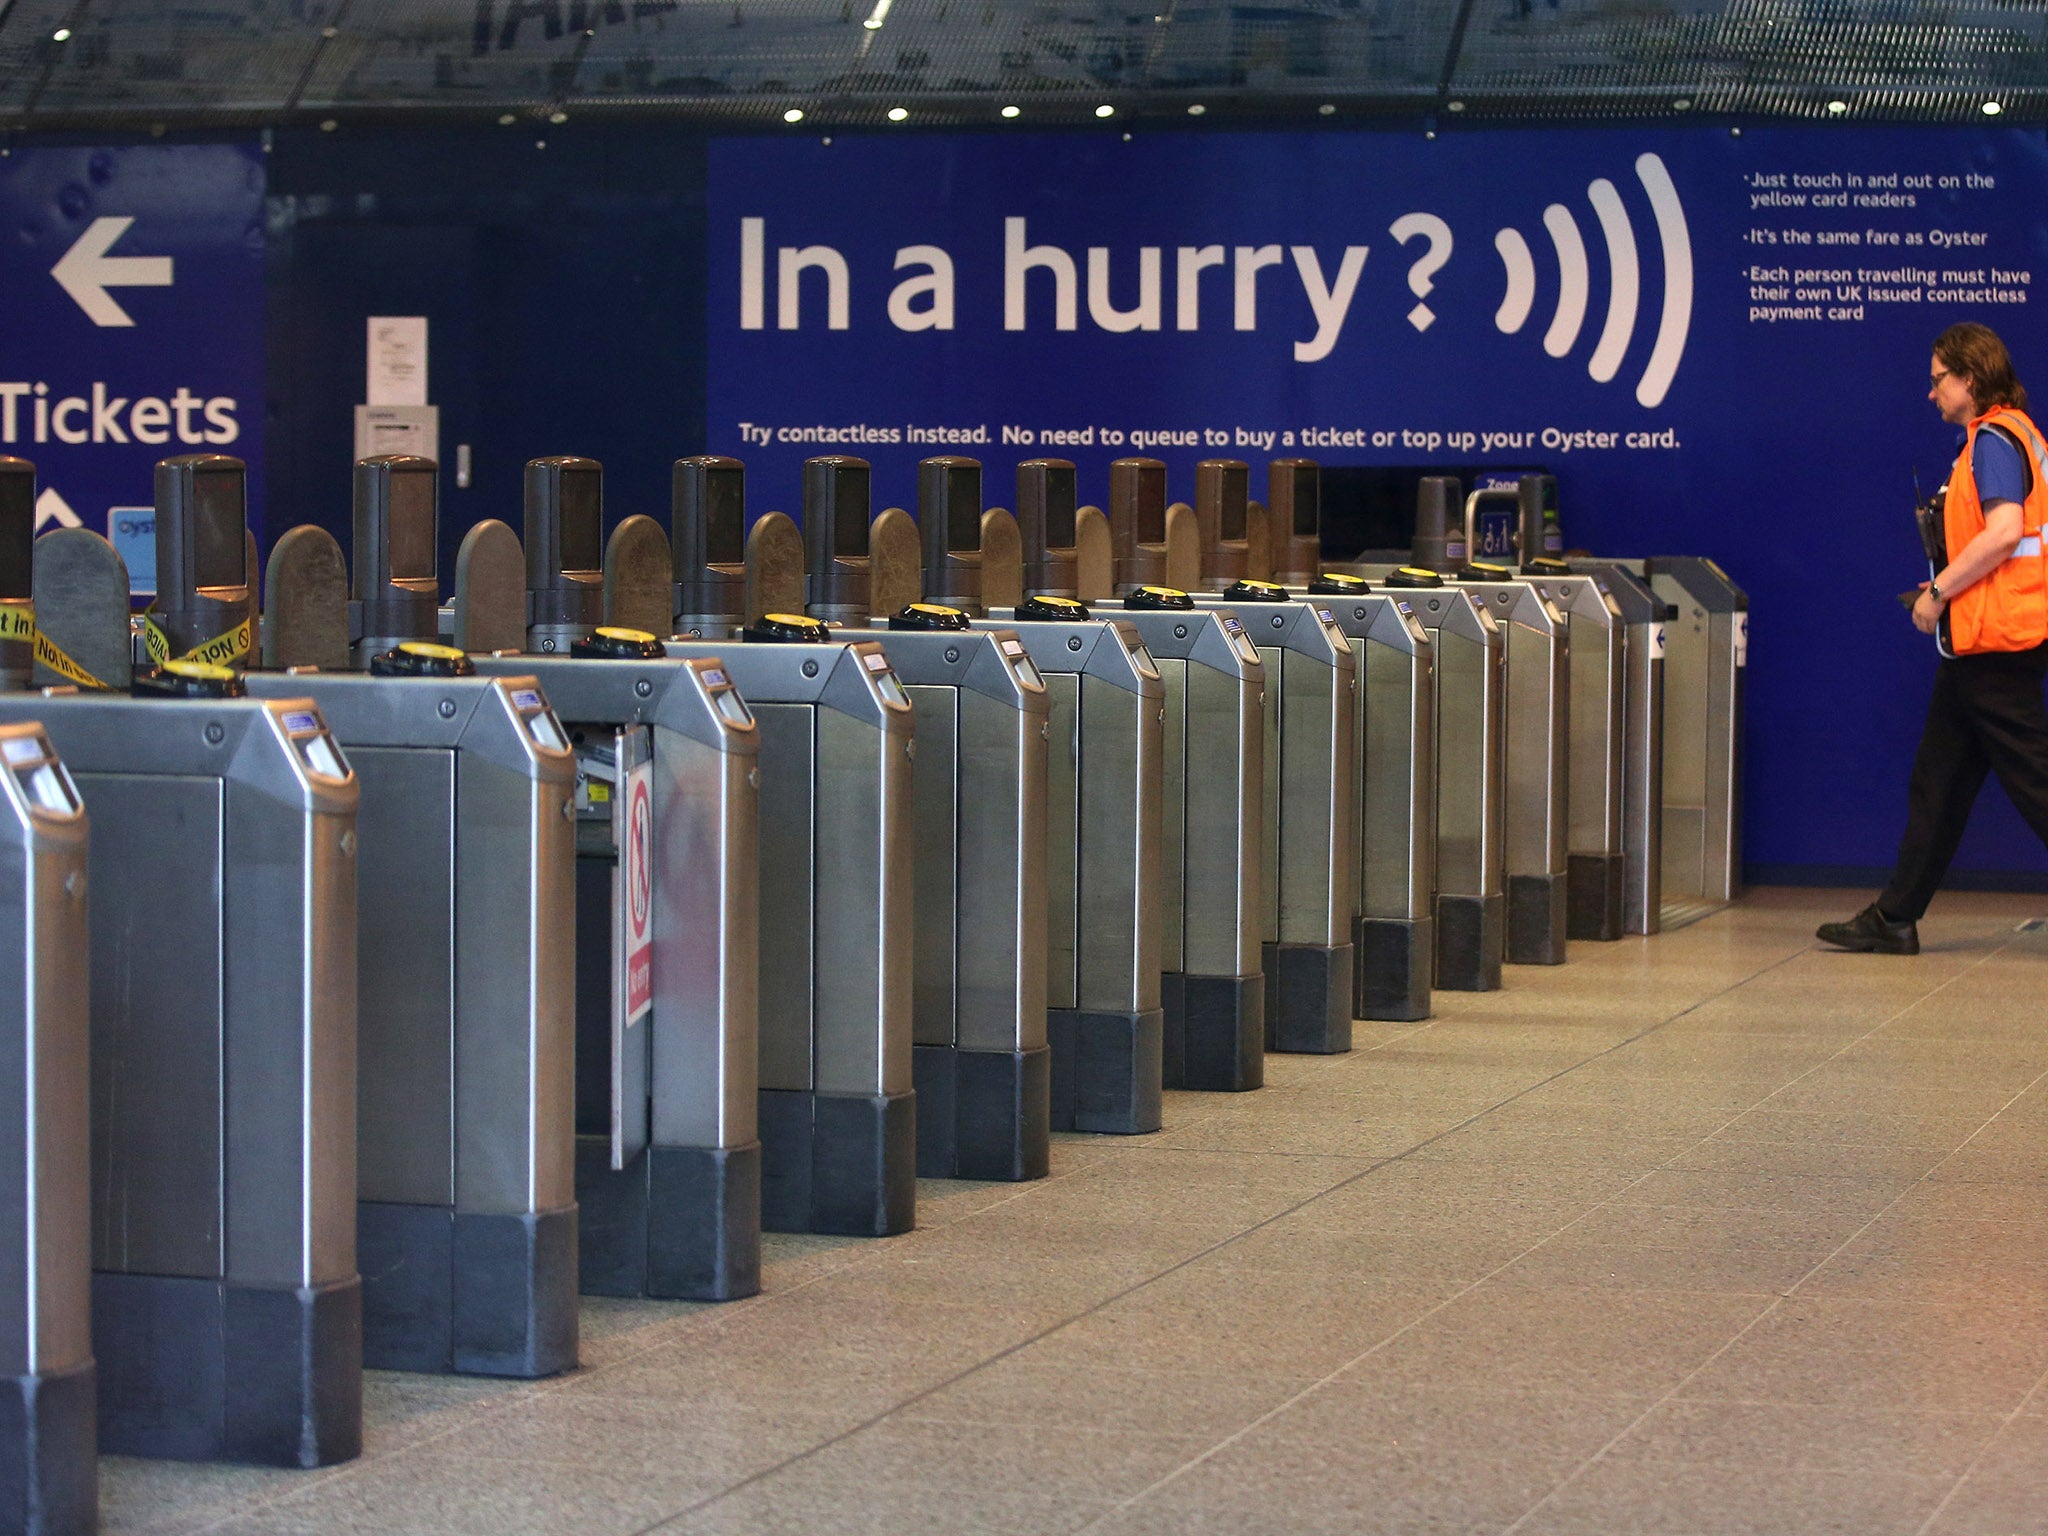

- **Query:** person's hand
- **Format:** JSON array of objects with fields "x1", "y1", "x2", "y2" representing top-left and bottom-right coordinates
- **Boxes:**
[{"x1": 1912, "y1": 582, "x2": 1946, "y2": 635}]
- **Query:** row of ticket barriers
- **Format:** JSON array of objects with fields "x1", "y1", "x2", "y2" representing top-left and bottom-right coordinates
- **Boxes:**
[{"x1": 0, "y1": 447, "x2": 1745, "y2": 1533}]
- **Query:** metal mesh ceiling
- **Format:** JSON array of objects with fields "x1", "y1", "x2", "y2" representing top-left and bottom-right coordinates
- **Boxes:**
[{"x1": 0, "y1": 0, "x2": 2041, "y2": 128}]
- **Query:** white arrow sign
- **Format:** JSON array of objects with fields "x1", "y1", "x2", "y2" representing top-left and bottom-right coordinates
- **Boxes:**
[
  {"x1": 34, "y1": 488, "x2": 81, "y2": 533},
  {"x1": 51, "y1": 217, "x2": 174, "y2": 327}
]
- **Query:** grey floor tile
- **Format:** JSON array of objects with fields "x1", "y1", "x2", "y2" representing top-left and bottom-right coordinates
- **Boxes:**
[
  {"x1": 1678, "y1": 1296, "x2": 2048, "y2": 1414},
  {"x1": 1337, "y1": 1285, "x2": 1768, "y2": 1397},
  {"x1": 653, "y1": 1461, "x2": 1117, "y2": 1536},
  {"x1": 99, "y1": 1456, "x2": 334, "y2": 1536},
  {"x1": 891, "y1": 1357, "x2": 1317, "y2": 1439},
  {"x1": 1605, "y1": 1398, "x2": 2005, "y2": 1478},
  {"x1": 1490, "y1": 1234, "x2": 1820, "y2": 1295},
  {"x1": 1920, "y1": 1416, "x2": 2048, "y2": 1534},
  {"x1": 1797, "y1": 1212, "x2": 2048, "y2": 1304},
  {"x1": 1513, "y1": 1456, "x2": 1951, "y2": 1535}
]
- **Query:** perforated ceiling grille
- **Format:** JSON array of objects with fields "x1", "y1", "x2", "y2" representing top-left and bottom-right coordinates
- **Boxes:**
[{"x1": 0, "y1": 0, "x2": 2040, "y2": 128}]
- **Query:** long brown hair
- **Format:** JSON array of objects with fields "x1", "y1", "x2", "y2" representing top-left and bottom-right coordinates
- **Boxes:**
[{"x1": 1935, "y1": 322, "x2": 2029, "y2": 414}]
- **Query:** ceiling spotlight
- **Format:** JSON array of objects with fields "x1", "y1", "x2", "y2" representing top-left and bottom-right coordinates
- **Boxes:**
[
  {"x1": 1095, "y1": 104, "x2": 1115, "y2": 118},
  {"x1": 497, "y1": 113, "x2": 516, "y2": 125},
  {"x1": 319, "y1": 119, "x2": 338, "y2": 132},
  {"x1": 887, "y1": 106, "x2": 908, "y2": 122},
  {"x1": 783, "y1": 108, "x2": 805, "y2": 123},
  {"x1": 1984, "y1": 100, "x2": 2004, "y2": 115},
  {"x1": 1674, "y1": 98, "x2": 1693, "y2": 111},
  {"x1": 1187, "y1": 103, "x2": 1206, "y2": 116},
  {"x1": 863, "y1": 0, "x2": 892, "y2": 27},
  {"x1": 1318, "y1": 103, "x2": 1335, "y2": 116},
  {"x1": 549, "y1": 110, "x2": 568, "y2": 124},
  {"x1": 1447, "y1": 100, "x2": 1465, "y2": 113},
  {"x1": 1826, "y1": 99, "x2": 1847, "y2": 114},
  {"x1": 1001, "y1": 105, "x2": 1020, "y2": 119},
  {"x1": 51, "y1": 27, "x2": 70, "y2": 41}
]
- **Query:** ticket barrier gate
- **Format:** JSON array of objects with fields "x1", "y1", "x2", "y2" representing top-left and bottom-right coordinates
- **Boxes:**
[
  {"x1": 455, "y1": 482, "x2": 775, "y2": 1273},
  {"x1": 1635, "y1": 557, "x2": 1745, "y2": 908},
  {"x1": 1569, "y1": 561, "x2": 1666, "y2": 935},
  {"x1": 660, "y1": 625, "x2": 915, "y2": 1234},
  {"x1": 1359, "y1": 564, "x2": 1507, "y2": 992},
  {"x1": 1233, "y1": 460, "x2": 1437, "y2": 1022},
  {"x1": 1184, "y1": 583, "x2": 1356, "y2": 1051},
  {"x1": 827, "y1": 458, "x2": 1054, "y2": 1178},
  {"x1": 1006, "y1": 457, "x2": 1265, "y2": 1089},
  {"x1": 1302, "y1": 575, "x2": 1438, "y2": 1023},
  {"x1": 151, "y1": 451, "x2": 586, "y2": 1361},
  {"x1": 0, "y1": 680, "x2": 361, "y2": 1467},
  {"x1": 1182, "y1": 458, "x2": 1355, "y2": 1053},
  {"x1": 1520, "y1": 558, "x2": 1629, "y2": 942},
  {"x1": 1440, "y1": 563, "x2": 1569, "y2": 966},
  {"x1": 0, "y1": 723, "x2": 93, "y2": 1534}
]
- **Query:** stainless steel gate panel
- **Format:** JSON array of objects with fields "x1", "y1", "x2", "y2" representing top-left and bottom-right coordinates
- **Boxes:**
[
  {"x1": 243, "y1": 670, "x2": 581, "y2": 1373},
  {"x1": 1571, "y1": 561, "x2": 1666, "y2": 935},
  {"x1": 989, "y1": 605, "x2": 1165, "y2": 1135},
  {"x1": 1317, "y1": 583, "x2": 1437, "y2": 1021},
  {"x1": 661, "y1": 638, "x2": 915, "y2": 1238},
  {"x1": 472, "y1": 653, "x2": 763, "y2": 1295},
  {"x1": 1522, "y1": 570, "x2": 1628, "y2": 941},
  {"x1": 1643, "y1": 558, "x2": 1746, "y2": 907},
  {"x1": 1189, "y1": 589, "x2": 1356, "y2": 1053},
  {"x1": 0, "y1": 694, "x2": 363, "y2": 1468},
  {"x1": 0, "y1": 724, "x2": 93, "y2": 1532},
  {"x1": 873, "y1": 623, "x2": 1050, "y2": 1182}
]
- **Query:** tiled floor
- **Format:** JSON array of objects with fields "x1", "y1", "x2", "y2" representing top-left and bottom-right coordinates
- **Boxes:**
[{"x1": 108, "y1": 887, "x2": 2048, "y2": 1535}]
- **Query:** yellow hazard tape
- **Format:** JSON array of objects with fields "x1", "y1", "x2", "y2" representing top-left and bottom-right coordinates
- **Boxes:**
[
  {"x1": 33, "y1": 631, "x2": 110, "y2": 691},
  {"x1": 0, "y1": 604, "x2": 32, "y2": 644},
  {"x1": 142, "y1": 612, "x2": 253, "y2": 671}
]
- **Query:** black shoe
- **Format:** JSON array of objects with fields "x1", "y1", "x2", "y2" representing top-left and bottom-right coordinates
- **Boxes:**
[{"x1": 1816, "y1": 904, "x2": 1920, "y2": 955}]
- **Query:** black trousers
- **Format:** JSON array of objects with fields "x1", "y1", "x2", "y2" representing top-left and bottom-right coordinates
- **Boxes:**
[{"x1": 1879, "y1": 642, "x2": 2048, "y2": 921}]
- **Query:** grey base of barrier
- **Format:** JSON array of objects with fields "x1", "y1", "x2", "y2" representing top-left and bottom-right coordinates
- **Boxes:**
[
  {"x1": 913, "y1": 1045, "x2": 1052, "y2": 1182},
  {"x1": 574, "y1": 1140, "x2": 762, "y2": 1303},
  {"x1": 94, "y1": 1271, "x2": 362, "y2": 1467},
  {"x1": 759, "y1": 1089, "x2": 917, "y2": 1237},
  {"x1": 358, "y1": 1202, "x2": 580, "y2": 1377},
  {"x1": 1048, "y1": 1007, "x2": 1164, "y2": 1135},
  {"x1": 1264, "y1": 943, "x2": 1354, "y2": 1055},
  {"x1": 1356, "y1": 915, "x2": 1433, "y2": 1022},
  {"x1": 0, "y1": 1358, "x2": 94, "y2": 1536},
  {"x1": 1162, "y1": 972, "x2": 1265, "y2": 1092},
  {"x1": 1567, "y1": 853, "x2": 1627, "y2": 942},
  {"x1": 1508, "y1": 872, "x2": 1571, "y2": 965},
  {"x1": 1437, "y1": 892, "x2": 1506, "y2": 991}
]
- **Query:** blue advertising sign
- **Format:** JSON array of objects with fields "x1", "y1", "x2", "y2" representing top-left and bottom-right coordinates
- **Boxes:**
[
  {"x1": 0, "y1": 144, "x2": 265, "y2": 590},
  {"x1": 709, "y1": 126, "x2": 2048, "y2": 880}
]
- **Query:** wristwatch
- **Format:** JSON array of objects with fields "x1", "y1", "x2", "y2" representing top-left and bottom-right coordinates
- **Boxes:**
[{"x1": 1928, "y1": 580, "x2": 1945, "y2": 603}]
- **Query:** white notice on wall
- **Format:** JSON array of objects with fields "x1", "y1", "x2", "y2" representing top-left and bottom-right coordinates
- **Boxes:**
[{"x1": 367, "y1": 315, "x2": 428, "y2": 406}]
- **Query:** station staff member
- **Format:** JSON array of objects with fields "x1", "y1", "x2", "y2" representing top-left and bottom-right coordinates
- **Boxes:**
[{"x1": 1820, "y1": 322, "x2": 2048, "y2": 953}]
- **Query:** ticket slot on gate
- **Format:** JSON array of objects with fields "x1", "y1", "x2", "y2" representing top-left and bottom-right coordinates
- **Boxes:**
[
  {"x1": 0, "y1": 462, "x2": 34, "y2": 690},
  {"x1": 526, "y1": 457, "x2": 604, "y2": 655},
  {"x1": 152, "y1": 454, "x2": 257, "y2": 671},
  {"x1": 663, "y1": 622, "x2": 915, "y2": 1235},
  {"x1": 673, "y1": 455, "x2": 748, "y2": 640},
  {"x1": 1307, "y1": 569, "x2": 1438, "y2": 1024},
  {"x1": 0, "y1": 722, "x2": 92, "y2": 1532},
  {"x1": 1186, "y1": 579, "x2": 1355, "y2": 1054},
  {"x1": 0, "y1": 682, "x2": 364, "y2": 1468},
  {"x1": 1381, "y1": 553, "x2": 1507, "y2": 991},
  {"x1": 862, "y1": 458, "x2": 1052, "y2": 1180}
]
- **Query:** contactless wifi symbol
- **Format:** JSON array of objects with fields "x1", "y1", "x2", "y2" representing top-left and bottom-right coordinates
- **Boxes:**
[{"x1": 1491, "y1": 152, "x2": 1693, "y2": 408}]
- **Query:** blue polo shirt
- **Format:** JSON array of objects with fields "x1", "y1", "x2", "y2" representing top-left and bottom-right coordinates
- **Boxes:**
[{"x1": 1970, "y1": 424, "x2": 2029, "y2": 507}]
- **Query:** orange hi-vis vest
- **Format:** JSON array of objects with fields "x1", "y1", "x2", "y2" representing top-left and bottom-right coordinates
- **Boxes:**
[{"x1": 1944, "y1": 404, "x2": 2048, "y2": 654}]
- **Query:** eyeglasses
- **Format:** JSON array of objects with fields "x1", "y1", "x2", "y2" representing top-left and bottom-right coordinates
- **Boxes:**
[{"x1": 1930, "y1": 368, "x2": 1955, "y2": 389}]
